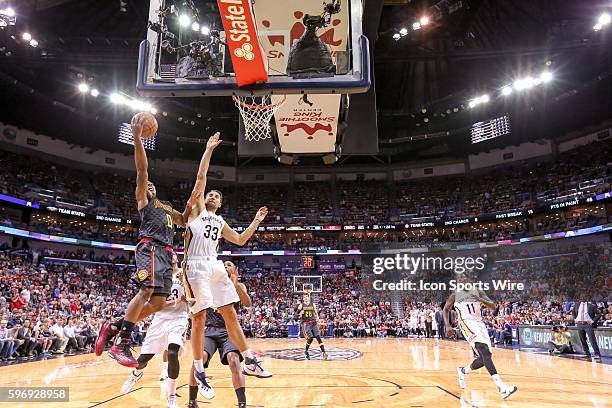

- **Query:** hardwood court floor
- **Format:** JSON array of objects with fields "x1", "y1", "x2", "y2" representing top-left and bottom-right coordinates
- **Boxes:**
[{"x1": 0, "y1": 338, "x2": 609, "y2": 407}]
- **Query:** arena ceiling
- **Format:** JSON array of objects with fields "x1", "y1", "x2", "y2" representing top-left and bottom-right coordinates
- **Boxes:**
[{"x1": 0, "y1": 0, "x2": 611, "y2": 166}]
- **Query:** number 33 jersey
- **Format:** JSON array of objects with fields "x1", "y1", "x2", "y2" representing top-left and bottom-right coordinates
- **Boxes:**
[{"x1": 185, "y1": 210, "x2": 226, "y2": 258}]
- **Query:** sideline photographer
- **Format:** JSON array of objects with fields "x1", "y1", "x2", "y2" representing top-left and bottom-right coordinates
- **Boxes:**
[{"x1": 547, "y1": 325, "x2": 574, "y2": 355}]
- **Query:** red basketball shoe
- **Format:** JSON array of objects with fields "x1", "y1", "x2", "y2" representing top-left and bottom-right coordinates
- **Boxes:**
[
  {"x1": 94, "y1": 320, "x2": 118, "y2": 356},
  {"x1": 109, "y1": 337, "x2": 139, "y2": 368}
]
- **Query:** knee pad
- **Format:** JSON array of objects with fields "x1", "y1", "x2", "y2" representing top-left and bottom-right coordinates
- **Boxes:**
[{"x1": 167, "y1": 344, "x2": 181, "y2": 379}]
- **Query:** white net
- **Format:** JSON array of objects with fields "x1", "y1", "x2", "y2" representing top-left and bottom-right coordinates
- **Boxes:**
[{"x1": 233, "y1": 95, "x2": 286, "y2": 142}]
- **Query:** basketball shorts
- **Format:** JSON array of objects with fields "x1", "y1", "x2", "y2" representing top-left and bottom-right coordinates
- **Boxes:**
[
  {"x1": 459, "y1": 318, "x2": 491, "y2": 351},
  {"x1": 141, "y1": 317, "x2": 189, "y2": 355},
  {"x1": 184, "y1": 257, "x2": 239, "y2": 314},
  {"x1": 203, "y1": 326, "x2": 243, "y2": 367},
  {"x1": 133, "y1": 240, "x2": 173, "y2": 297},
  {"x1": 303, "y1": 321, "x2": 321, "y2": 339}
]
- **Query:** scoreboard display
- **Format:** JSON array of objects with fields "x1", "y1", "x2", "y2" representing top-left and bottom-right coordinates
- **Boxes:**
[
  {"x1": 471, "y1": 115, "x2": 510, "y2": 144},
  {"x1": 302, "y1": 256, "x2": 315, "y2": 269}
]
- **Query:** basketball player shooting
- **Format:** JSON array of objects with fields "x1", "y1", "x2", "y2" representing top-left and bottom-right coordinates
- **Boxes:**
[
  {"x1": 443, "y1": 279, "x2": 517, "y2": 400},
  {"x1": 95, "y1": 112, "x2": 199, "y2": 367},
  {"x1": 182, "y1": 132, "x2": 272, "y2": 394},
  {"x1": 185, "y1": 261, "x2": 250, "y2": 408},
  {"x1": 298, "y1": 291, "x2": 328, "y2": 360},
  {"x1": 120, "y1": 251, "x2": 188, "y2": 408}
]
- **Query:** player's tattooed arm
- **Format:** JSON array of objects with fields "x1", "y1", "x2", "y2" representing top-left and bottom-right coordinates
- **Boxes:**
[
  {"x1": 187, "y1": 132, "x2": 222, "y2": 219},
  {"x1": 221, "y1": 207, "x2": 268, "y2": 246},
  {"x1": 132, "y1": 114, "x2": 149, "y2": 210},
  {"x1": 443, "y1": 292, "x2": 456, "y2": 338}
]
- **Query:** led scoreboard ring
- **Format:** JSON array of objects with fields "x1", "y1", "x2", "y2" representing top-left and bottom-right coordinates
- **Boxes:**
[{"x1": 302, "y1": 256, "x2": 315, "y2": 269}]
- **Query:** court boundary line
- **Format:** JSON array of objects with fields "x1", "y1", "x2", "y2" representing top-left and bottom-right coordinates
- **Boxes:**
[
  {"x1": 87, "y1": 385, "x2": 148, "y2": 408},
  {"x1": 437, "y1": 385, "x2": 478, "y2": 407}
]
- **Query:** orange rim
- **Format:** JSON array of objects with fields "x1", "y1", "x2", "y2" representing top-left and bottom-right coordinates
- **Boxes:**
[{"x1": 232, "y1": 94, "x2": 287, "y2": 110}]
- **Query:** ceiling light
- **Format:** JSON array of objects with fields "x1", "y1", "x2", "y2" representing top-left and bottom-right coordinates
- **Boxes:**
[
  {"x1": 29, "y1": 39, "x2": 38, "y2": 47},
  {"x1": 4, "y1": 8, "x2": 15, "y2": 17},
  {"x1": 598, "y1": 12, "x2": 611, "y2": 26},
  {"x1": 22, "y1": 32, "x2": 31, "y2": 41},
  {"x1": 514, "y1": 77, "x2": 534, "y2": 91},
  {"x1": 90, "y1": 89, "x2": 99, "y2": 97},
  {"x1": 501, "y1": 86, "x2": 512, "y2": 96},
  {"x1": 191, "y1": 22, "x2": 200, "y2": 32},
  {"x1": 480, "y1": 94, "x2": 490, "y2": 103},
  {"x1": 179, "y1": 14, "x2": 191, "y2": 27},
  {"x1": 110, "y1": 93, "x2": 125, "y2": 104},
  {"x1": 399, "y1": 27, "x2": 408, "y2": 35},
  {"x1": 201, "y1": 26, "x2": 210, "y2": 35},
  {"x1": 419, "y1": 16, "x2": 430, "y2": 26},
  {"x1": 78, "y1": 83, "x2": 89, "y2": 93},
  {"x1": 540, "y1": 71, "x2": 553, "y2": 83},
  {"x1": 593, "y1": 23, "x2": 603, "y2": 31},
  {"x1": 412, "y1": 22, "x2": 421, "y2": 30},
  {"x1": 393, "y1": 33, "x2": 401, "y2": 40}
]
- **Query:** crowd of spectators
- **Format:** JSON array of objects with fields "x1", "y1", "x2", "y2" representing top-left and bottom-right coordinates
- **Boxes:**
[
  {"x1": 0, "y1": 250, "x2": 137, "y2": 361},
  {"x1": 1, "y1": 235, "x2": 609, "y2": 363},
  {"x1": 292, "y1": 182, "x2": 334, "y2": 224},
  {"x1": 339, "y1": 180, "x2": 390, "y2": 224},
  {"x1": 235, "y1": 184, "x2": 286, "y2": 224},
  {"x1": 396, "y1": 176, "x2": 463, "y2": 219}
]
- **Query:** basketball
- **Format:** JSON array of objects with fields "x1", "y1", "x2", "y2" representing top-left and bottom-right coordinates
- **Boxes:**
[{"x1": 133, "y1": 112, "x2": 158, "y2": 139}]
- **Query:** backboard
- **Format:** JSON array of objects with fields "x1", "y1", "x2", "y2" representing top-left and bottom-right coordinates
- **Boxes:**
[
  {"x1": 137, "y1": 0, "x2": 370, "y2": 97},
  {"x1": 293, "y1": 275, "x2": 323, "y2": 293}
]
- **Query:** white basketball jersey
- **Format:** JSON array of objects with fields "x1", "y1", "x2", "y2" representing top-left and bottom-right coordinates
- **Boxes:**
[
  {"x1": 186, "y1": 210, "x2": 226, "y2": 258},
  {"x1": 153, "y1": 278, "x2": 189, "y2": 321},
  {"x1": 454, "y1": 290, "x2": 484, "y2": 323}
]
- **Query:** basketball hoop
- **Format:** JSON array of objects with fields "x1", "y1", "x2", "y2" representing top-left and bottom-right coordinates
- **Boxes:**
[{"x1": 233, "y1": 94, "x2": 287, "y2": 142}]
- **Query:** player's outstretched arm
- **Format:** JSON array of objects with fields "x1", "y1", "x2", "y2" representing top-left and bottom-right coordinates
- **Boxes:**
[
  {"x1": 221, "y1": 207, "x2": 268, "y2": 246},
  {"x1": 183, "y1": 132, "x2": 223, "y2": 223},
  {"x1": 443, "y1": 292, "x2": 456, "y2": 338},
  {"x1": 132, "y1": 114, "x2": 149, "y2": 210}
]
